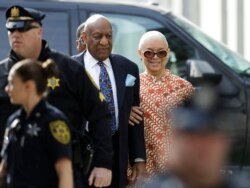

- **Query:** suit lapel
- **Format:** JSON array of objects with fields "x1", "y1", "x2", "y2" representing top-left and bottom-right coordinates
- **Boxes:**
[{"x1": 110, "y1": 56, "x2": 126, "y2": 110}]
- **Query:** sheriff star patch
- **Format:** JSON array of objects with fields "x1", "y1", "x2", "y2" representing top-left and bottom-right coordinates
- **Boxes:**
[
  {"x1": 27, "y1": 123, "x2": 41, "y2": 137},
  {"x1": 47, "y1": 77, "x2": 60, "y2": 90},
  {"x1": 49, "y1": 120, "x2": 70, "y2": 144}
]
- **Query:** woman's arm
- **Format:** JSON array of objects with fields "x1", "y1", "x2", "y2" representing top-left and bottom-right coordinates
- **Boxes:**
[{"x1": 55, "y1": 157, "x2": 73, "y2": 188}]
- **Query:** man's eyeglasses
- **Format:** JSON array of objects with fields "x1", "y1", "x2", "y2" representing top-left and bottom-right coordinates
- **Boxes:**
[
  {"x1": 142, "y1": 49, "x2": 169, "y2": 58},
  {"x1": 7, "y1": 25, "x2": 39, "y2": 33}
]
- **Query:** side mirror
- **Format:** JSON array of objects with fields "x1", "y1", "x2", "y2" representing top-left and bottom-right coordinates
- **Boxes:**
[{"x1": 187, "y1": 59, "x2": 222, "y2": 86}]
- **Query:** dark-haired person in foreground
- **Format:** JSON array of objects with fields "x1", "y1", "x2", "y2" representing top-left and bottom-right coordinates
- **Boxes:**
[{"x1": 0, "y1": 59, "x2": 73, "y2": 188}]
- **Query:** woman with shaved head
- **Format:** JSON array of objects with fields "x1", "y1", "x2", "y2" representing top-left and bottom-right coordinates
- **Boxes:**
[{"x1": 129, "y1": 31, "x2": 193, "y2": 178}]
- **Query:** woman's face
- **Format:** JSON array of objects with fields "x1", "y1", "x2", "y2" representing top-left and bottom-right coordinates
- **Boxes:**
[
  {"x1": 139, "y1": 37, "x2": 169, "y2": 75},
  {"x1": 5, "y1": 72, "x2": 28, "y2": 105}
]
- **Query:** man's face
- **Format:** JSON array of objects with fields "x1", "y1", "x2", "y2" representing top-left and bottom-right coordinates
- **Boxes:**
[
  {"x1": 173, "y1": 132, "x2": 229, "y2": 177},
  {"x1": 84, "y1": 19, "x2": 112, "y2": 61},
  {"x1": 7, "y1": 22, "x2": 42, "y2": 58}
]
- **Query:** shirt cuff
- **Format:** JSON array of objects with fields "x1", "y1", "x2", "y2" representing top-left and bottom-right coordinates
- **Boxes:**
[{"x1": 134, "y1": 158, "x2": 145, "y2": 162}]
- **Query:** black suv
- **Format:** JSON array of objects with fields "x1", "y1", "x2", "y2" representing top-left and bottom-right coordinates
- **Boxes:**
[{"x1": 1, "y1": 0, "x2": 250, "y2": 174}]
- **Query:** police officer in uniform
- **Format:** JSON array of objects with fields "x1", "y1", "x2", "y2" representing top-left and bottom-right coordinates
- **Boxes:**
[
  {"x1": 0, "y1": 5, "x2": 113, "y2": 188},
  {"x1": 0, "y1": 59, "x2": 73, "y2": 188}
]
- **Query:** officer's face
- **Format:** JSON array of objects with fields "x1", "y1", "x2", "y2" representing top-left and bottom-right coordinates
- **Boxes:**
[
  {"x1": 84, "y1": 18, "x2": 112, "y2": 61},
  {"x1": 173, "y1": 132, "x2": 229, "y2": 180},
  {"x1": 138, "y1": 37, "x2": 169, "y2": 76},
  {"x1": 5, "y1": 73, "x2": 28, "y2": 105},
  {"x1": 8, "y1": 22, "x2": 42, "y2": 59}
]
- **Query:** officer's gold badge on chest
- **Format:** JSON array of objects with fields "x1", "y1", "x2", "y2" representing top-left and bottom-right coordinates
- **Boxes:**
[
  {"x1": 47, "y1": 76, "x2": 60, "y2": 90},
  {"x1": 49, "y1": 120, "x2": 71, "y2": 144}
]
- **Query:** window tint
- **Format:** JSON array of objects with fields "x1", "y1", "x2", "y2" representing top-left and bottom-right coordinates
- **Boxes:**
[{"x1": 91, "y1": 13, "x2": 195, "y2": 75}]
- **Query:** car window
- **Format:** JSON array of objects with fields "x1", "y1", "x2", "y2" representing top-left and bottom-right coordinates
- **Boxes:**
[
  {"x1": 0, "y1": 10, "x2": 70, "y2": 60},
  {"x1": 159, "y1": 28, "x2": 195, "y2": 79},
  {"x1": 169, "y1": 13, "x2": 250, "y2": 75},
  {"x1": 90, "y1": 13, "x2": 195, "y2": 76},
  {"x1": 42, "y1": 11, "x2": 70, "y2": 54}
]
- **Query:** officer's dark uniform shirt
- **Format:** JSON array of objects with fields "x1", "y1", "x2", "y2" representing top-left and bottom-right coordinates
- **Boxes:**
[
  {"x1": 3, "y1": 99, "x2": 71, "y2": 187},
  {"x1": 0, "y1": 40, "x2": 113, "y2": 169}
]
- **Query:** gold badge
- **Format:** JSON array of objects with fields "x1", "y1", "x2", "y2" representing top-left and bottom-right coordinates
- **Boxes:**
[
  {"x1": 11, "y1": 7, "x2": 20, "y2": 17},
  {"x1": 99, "y1": 92, "x2": 105, "y2": 102},
  {"x1": 47, "y1": 76, "x2": 60, "y2": 90},
  {"x1": 49, "y1": 120, "x2": 71, "y2": 144}
]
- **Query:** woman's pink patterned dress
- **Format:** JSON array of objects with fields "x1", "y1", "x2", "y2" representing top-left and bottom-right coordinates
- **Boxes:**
[{"x1": 140, "y1": 70, "x2": 193, "y2": 176}]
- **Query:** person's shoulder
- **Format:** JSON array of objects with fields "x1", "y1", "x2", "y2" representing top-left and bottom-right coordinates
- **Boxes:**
[
  {"x1": 0, "y1": 57, "x2": 9, "y2": 65},
  {"x1": 49, "y1": 49, "x2": 84, "y2": 71},
  {"x1": 111, "y1": 53, "x2": 132, "y2": 63},
  {"x1": 0, "y1": 58, "x2": 9, "y2": 69},
  {"x1": 45, "y1": 102, "x2": 68, "y2": 121},
  {"x1": 0, "y1": 58, "x2": 9, "y2": 75},
  {"x1": 72, "y1": 51, "x2": 84, "y2": 60},
  {"x1": 50, "y1": 49, "x2": 81, "y2": 65},
  {"x1": 71, "y1": 51, "x2": 85, "y2": 65},
  {"x1": 6, "y1": 109, "x2": 22, "y2": 128}
]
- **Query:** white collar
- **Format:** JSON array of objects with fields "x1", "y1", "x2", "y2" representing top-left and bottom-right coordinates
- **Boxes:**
[{"x1": 85, "y1": 50, "x2": 111, "y2": 68}]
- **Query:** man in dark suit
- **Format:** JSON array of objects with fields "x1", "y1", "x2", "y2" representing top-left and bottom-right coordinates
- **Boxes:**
[{"x1": 72, "y1": 15, "x2": 146, "y2": 187}]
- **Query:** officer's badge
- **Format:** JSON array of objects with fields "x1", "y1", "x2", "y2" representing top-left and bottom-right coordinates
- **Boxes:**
[
  {"x1": 27, "y1": 124, "x2": 41, "y2": 137},
  {"x1": 11, "y1": 7, "x2": 19, "y2": 17},
  {"x1": 47, "y1": 76, "x2": 60, "y2": 90},
  {"x1": 49, "y1": 120, "x2": 70, "y2": 144}
]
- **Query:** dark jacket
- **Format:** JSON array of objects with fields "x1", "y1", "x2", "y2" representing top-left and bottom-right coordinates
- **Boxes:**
[
  {"x1": 72, "y1": 52, "x2": 146, "y2": 187},
  {"x1": 0, "y1": 40, "x2": 113, "y2": 169}
]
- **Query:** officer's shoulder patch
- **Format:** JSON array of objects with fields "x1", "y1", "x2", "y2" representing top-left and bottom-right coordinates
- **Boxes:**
[{"x1": 49, "y1": 120, "x2": 70, "y2": 144}]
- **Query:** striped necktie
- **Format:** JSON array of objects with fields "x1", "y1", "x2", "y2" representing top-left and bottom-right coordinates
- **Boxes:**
[{"x1": 98, "y1": 61, "x2": 116, "y2": 134}]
